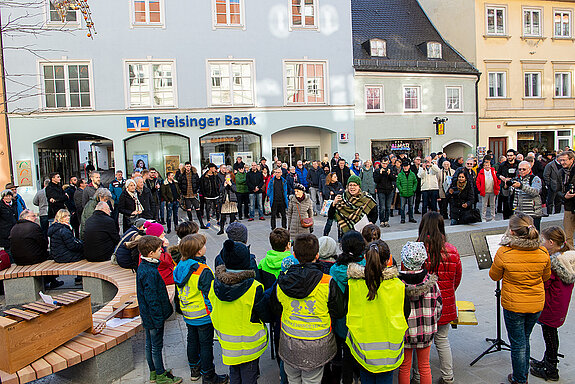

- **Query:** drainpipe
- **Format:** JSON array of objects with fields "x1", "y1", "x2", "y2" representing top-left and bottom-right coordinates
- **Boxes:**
[
  {"x1": 0, "y1": 9, "x2": 14, "y2": 183},
  {"x1": 475, "y1": 72, "x2": 481, "y2": 152}
]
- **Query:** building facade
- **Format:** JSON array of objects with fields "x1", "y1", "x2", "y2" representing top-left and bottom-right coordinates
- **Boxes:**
[
  {"x1": 352, "y1": 0, "x2": 479, "y2": 161},
  {"x1": 420, "y1": 0, "x2": 575, "y2": 159},
  {"x1": 1, "y1": 0, "x2": 354, "y2": 204}
]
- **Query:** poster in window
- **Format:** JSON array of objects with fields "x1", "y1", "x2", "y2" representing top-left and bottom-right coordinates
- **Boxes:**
[
  {"x1": 164, "y1": 155, "x2": 180, "y2": 175},
  {"x1": 133, "y1": 154, "x2": 149, "y2": 172},
  {"x1": 234, "y1": 151, "x2": 253, "y2": 165},
  {"x1": 209, "y1": 153, "x2": 225, "y2": 167}
]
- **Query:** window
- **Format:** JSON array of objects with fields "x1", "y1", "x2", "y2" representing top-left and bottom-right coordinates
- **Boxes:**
[
  {"x1": 127, "y1": 62, "x2": 175, "y2": 108},
  {"x1": 214, "y1": 0, "x2": 244, "y2": 27},
  {"x1": 403, "y1": 86, "x2": 421, "y2": 111},
  {"x1": 370, "y1": 39, "x2": 386, "y2": 57},
  {"x1": 365, "y1": 86, "x2": 383, "y2": 112},
  {"x1": 555, "y1": 72, "x2": 571, "y2": 97},
  {"x1": 523, "y1": 8, "x2": 541, "y2": 36},
  {"x1": 285, "y1": 61, "x2": 326, "y2": 104},
  {"x1": 486, "y1": 6, "x2": 506, "y2": 35},
  {"x1": 524, "y1": 72, "x2": 541, "y2": 97},
  {"x1": 47, "y1": 2, "x2": 79, "y2": 24},
  {"x1": 488, "y1": 72, "x2": 506, "y2": 98},
  {"x1": 427, "y1": 42, "x2": 442, "y2": 59},
  {"x1": 41, "y1": 63, "x2": 92, "y2": 109},
  {"x1": 209, "y1": 61, "x2": 254, "y2": 106},
  {"x1": 290, "y1": 0, "x2": 318, "y2": 29},
  {"x1": 132, "y1": 0, "x2": 163, "y2": 26},
  {"x1": 446, "y1": 87, "x2": 462, "y2": 111},
  {"x1": 554, "y1": 10, "x2": 572, "y2": 37}
]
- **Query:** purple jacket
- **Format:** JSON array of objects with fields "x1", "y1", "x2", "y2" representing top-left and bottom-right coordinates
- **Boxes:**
[{"x1": 538, "y1": 251, "x2": 575, "y2": 328}]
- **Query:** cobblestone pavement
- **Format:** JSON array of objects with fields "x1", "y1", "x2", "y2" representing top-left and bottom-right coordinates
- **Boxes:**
[{"x1": 12, "y1": 205, "x2": 575, "y2": 383}]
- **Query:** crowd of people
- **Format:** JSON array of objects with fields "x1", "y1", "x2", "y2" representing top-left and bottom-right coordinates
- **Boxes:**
[{"x1": 0, "y1": 148, "x2": 575, "y2": 384}]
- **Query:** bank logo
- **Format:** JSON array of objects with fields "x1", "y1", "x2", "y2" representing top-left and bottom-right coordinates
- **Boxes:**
[{"x1": 127, "y1": 116, "x2": 150, "y2": 132}]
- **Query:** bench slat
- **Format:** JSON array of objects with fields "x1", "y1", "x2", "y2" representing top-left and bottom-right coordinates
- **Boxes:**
[
  {"x1": 73, "y1": 335, "x2": 107, "y2": 355},
  {"x1": 65, "y1": 340, "x2": 95, "y2": 361},
  {"x1": 30, "y1": 358, "x2": 52, "y2": 378},
  {"x1": 53, "y1": 346, "x2": 81, "y2": 367},
  {"x1": 42, "y1": 351, "x2": 68, "y2": 373},
  {"x1": 0, "y1": 370, "x2": 19, "y2": 384},
  {"x1": 16, "y1": 366, "x2": 35, "y2": 383},
  {"x1": 80, "y1": 331, "x2": 117, "y2": 349}
]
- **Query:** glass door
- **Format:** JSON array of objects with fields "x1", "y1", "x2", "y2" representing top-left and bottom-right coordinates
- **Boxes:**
[{"x1": 557, "y1": 130, "x2": 572, "y2": 151}]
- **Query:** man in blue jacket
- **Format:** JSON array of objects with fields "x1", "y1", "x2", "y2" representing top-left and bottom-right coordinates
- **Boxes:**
[
  {"x1": 295, "y1": 160, "x2": 309, "y2": 190},
  {"x1": 267, "y1": 168, "x2": 288, "y2": 230},
  {"x1": 109, "y1": 170, "x2": 125, "y2": 228}
]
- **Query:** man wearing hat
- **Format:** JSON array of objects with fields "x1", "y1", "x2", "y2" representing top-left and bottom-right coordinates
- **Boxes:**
[
  {"x1": 396, "y1": 160, "x2": 418, "y2": 224},
  {"x1": 5, "y1": 183, "x2": 26, "y2": 217},
  {"x1": 332, "y1": 175, "x2": 378, "y2": 234},
  {"x1": 259, "y1": 157, "x2": 269, "y2": 174}
]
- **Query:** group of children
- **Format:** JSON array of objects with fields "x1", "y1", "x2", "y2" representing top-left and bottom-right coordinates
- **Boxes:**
[{"x1": 134, "y1": 215, "x2": 574, "y2": 384}]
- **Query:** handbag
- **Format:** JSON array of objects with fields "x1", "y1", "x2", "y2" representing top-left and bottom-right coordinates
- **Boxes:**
[
  {"x1": 264, "y1": 197, "x2": 272, "y2": 215},
  {"x1": 461, "y1": 208, "x2": 481, "y2": 224},
  {"x1": 296, "y1": 201, "x2": 314, "y2": 228},
  {"x1": 0, "y1": 249, "x2": 11, "y2": 272},
  {"x1": 320, "y1": 199, "x2": 333, "y2": 216}
]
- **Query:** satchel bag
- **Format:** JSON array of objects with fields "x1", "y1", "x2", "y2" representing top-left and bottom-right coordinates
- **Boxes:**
[
  {"x1": 0, "y1": 249, "x2": 11, "y2": 271},
  {"x1": 296, "y1": 201, "x2": 314, "y2": 228},
  {"x1": 264, "y1": 197, "x2": 272, "y2": 215},
  {"x1": 320, "y1": 199, "x2": 333, "y2": 216}
]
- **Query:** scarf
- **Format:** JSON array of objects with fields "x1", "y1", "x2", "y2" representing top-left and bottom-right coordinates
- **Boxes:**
[
  {"x1": 296, "y1": 194, "x2": 305, "y2": 202},
  {"x1": 457, "y1": 179, "x2": 467, "y2": 192},
  {"x1": 128, "y1": 190, "x2": 144, "y2": 213},
  {"x1": 334, "y1": 190, "x2": 376, "y2": 233}
]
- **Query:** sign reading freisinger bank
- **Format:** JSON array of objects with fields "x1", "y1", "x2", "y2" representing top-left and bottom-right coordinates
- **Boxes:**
[{"x1": 126, "y1": 113, "x2": 257, "y2": 132}]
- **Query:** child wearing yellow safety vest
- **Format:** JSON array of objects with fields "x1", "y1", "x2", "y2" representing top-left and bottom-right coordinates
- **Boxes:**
[
  {"x1": 172, "y1": 233, "x2": 229, "y2": 384},
  {"x1": 209, "y1": 239, "x2": 273, "y2": 383},
  {"x1": 270, "y1": 233, "x2": 345, "y2": 384},
  {"x1": 346, "y1": 240, "x2": 409, "y2": 384}
]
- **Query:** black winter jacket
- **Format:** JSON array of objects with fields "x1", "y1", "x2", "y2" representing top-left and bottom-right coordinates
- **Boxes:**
[
  {"x1": 114, "y1": 226, "x2": 145, "y2": 269},
  {"x1": 137, "y1": 258, "x2": 173, "y2": 329},
  {"x1": 246, "y1": 170, "x2": 264, "y2": 193},
  {"x1": 46, "y1": 182, "x2": 67, "y2": 219},
  {"x1": 307, "y1": 167, "x2": 323, "y2": 188},
  {"x1": 322, "y1": 182, "x2": 344, "y2": 201},
  {"x1": 9, "y1": 219, "x2": 49, "y2": 265},
  {"x1": 48, "y1": 222, "x2": 83, "y2": 263},
  {"x1": 334, "y1": 166, "x2": 351, "y2": 187},
  {"x1": 449, "y1": 183, "x2": 475, "y2": 222},
  {"x1": 83, "y1": 211, "x2": 121, "y2": 262},
  {"x1": 200, "y1": 172, "x2": 221, "y2": 198},
  {"x1": 373, "y1": 166, "x2": 397, "y2": 193},
  {"x1": 138, "y1": 186, "x2": 155, "y2": 219},
  {"x1": 177, "y1": 171, "x2": 200, "y2": 197},
  {"x1": 219, "y1": 182, "x2": 238, "y2": 204},
  {"x1": 0, "y1": 201, "x2": 17, "y2": 248},
  {"x1": 74, "y1": 188, "x2": 85, "y2": 218}
]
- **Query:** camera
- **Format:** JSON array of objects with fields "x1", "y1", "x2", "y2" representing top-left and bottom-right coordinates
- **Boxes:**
[{"x1": 506, "y1": 178, "x2": 521, "y2": 188}]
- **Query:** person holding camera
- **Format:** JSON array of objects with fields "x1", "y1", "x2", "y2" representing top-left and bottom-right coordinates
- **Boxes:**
[
  {"x1": 509, "y1": 161, "x2": 543, "y2": 232},
  {"x1": 497, "y1": 149, "x2": 519, "y2": 220},
  {"x1": 558, "y1": 150, "x2": 575, "y2": 247}
]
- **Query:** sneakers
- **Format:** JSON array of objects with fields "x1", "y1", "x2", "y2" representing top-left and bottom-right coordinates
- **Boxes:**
[
  {"x1": 202, "y1": 373, "x2": 229, "y2": 384},
  {"x1": 190, "y1": 366, "x2": 201, "y2": 381},
  {"x1": 409, "y1": 218, "x2": 417, "y2": 223},
  {"x1": 217, "y1": 229, "x2": 224, "y2": 235},
  {"x1": 507, "y1": 373, "x2": 528, "y2": 384},
  {"x1": 400, "y1": 219, "x2": 406, "y2": 224},
  {"x1": 248, "y1": 218, "x2": 254, "y2": 221},
  {"x1": 155, "y1": 370, "x2": 182, "y2": 384},
  {"x1": 150, "y1": 370, "x2": 157, "y2": 383},
  {"x1": 438, "y1": 377, "x2": 454, "y2": 384},
  {"x1": 259, "y1": 217, "x2": 265, "y2": 220}
]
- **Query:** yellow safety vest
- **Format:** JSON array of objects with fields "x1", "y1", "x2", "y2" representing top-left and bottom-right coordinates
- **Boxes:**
[
  {"x1": 276, "y1": 274, "x2": 332, "y2": 340},
  {"x1": 346, "y1": 277, "x2": 408, "y2": 373},
  {"x1": 177, "y1": 263, "x2": 211, "y2": 320},
  {"x1": 209, "y1": 279, "x2": 268, "y2": 365}
]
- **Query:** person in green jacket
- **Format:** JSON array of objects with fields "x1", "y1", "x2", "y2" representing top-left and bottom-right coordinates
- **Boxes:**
[
  {"x1": 396, "y1": 160, "x2": 417, "y2": 224},
  {"x1": 235, "y1": 166, "x2": 249, "y2": 220}
]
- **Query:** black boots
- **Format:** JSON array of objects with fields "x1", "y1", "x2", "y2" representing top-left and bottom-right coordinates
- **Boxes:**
[{"x1": 530, "y1": 356, "x2": 559, "y2": 381}]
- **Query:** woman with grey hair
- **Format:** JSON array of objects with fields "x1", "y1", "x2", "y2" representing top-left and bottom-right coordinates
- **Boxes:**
[
  {"x1": 119, "y1": 179, "x2": 143, "y2": 232},
  {"x1": 80, "y1": 188, "x2": 113, "y2": 237}
]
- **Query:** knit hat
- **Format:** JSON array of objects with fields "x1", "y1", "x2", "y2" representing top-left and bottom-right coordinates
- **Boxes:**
[
  {"x1": 294, "y1": 183, "x2": 306, "y2": 191},
  {"x1": 401, "y1": 241, "x2": 428, "y2": 271},
  {"x1": 281, "y1": 254, "x2": 299, "y2": 272},
  {"x1": 221, "y1": 239, "x2": 251, "y2": 270},
  {"x1": 347, "y1": 175, "x2": 362, "y2": 187},
  {"x1": 144, "y1": 221, "x2": 164, "y2": 237},
  {"x1": 318, "y1": 236, "x2": 338, "y2": 261},
  {"x1": 134, "y1": 218, "x2": 147, "y2": 228},
  {"x1": 226, "y1": 222, "x2": 248, "y2": 244},
  {"x1": 401, "y1": 159, "x2": 411, "y2": 167}
]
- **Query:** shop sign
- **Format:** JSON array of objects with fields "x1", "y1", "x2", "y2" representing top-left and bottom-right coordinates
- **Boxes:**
[
  {"x1": 391, "y1": 143, "x2": 410, "y2": 151},
  {"x1": 339, "y1": 132, "x2": 350, "y2": 143},
  {"x1": 16, "y1": 160, "x2": 33, "y2": 186},
  {"x1": 127, "y1": 114, "x2": 257, "y2": 131},
  {"x1": 126, "y1": 116, "x2": 150, "y2": 132}
]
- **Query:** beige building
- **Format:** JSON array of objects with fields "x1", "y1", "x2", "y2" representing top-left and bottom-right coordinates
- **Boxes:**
[{"x1": 420, "y1": 0, "x2": 575, "y2": 159}]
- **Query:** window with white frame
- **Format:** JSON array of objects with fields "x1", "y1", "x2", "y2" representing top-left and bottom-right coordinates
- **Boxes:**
[
  {"x1": 290, "y1": 0, "x2": 318, "y2": 29},
  {"x1": 209, "y1": 61, "x2": 254, "y2": 106},
  {"x1": 523, "y1": 8, "x2": 542, "y2": 36},
  {"x1": 524, "y1": 72, "x2": 541, "y2": 98},
  {"x1": 555, "y1": 72, "x2": 571, "y2": 97},
  {"x1": 365, "y1": 86, "x2": 383, "y2": 112},
  {"x1": 446, "y1": 87, "x2": 462, "y2": 111},
  {"x1": 488, "y1": 72, "x2": 506, "y2": 98},
  {"x1": 486, "y1": 6, "x2": 506, "y2": 35},
  {"x1": 47, "y1": 2, "x2": 79, "y2": 24},
  {"x1": 127, "y1": 62, "x2": 174, "y2": 108},
  {"x1": 370, "y1": 39, "x2": 386, "y2": 57},
  {"x1": 554, "y1": 10, "x2": 572, "y2": 37},
  {"x1": 427, "y1": 42, "x2": 442, "y2": 59},
  {"x1": 285, "y1": 61, "x2": 326, "y2": 104},
  {"x1": 41, "y1": 63, "x2": 92, "y2": 109},
  {"x1": 132, "y1": 0, "x2": 163, "y2": 26},
  {"x1": 214, "y1": 0, "x2": 244, "y2": 27},
  {"x1": 403, "y1": 86, "x2": 421, "y2": 111}
]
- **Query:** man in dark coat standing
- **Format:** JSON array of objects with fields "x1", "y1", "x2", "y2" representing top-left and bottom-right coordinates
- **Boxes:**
[
  {"x1": 83, "y1": 202, "x2": 120, "y2": 262},
  {"x1": 46, "y1": 172, "x2": 67, "y2": 220}
]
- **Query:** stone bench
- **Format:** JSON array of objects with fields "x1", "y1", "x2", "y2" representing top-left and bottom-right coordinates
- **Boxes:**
[{"x1": 0, "y1": 260, "x2": 175, "y2": 384}]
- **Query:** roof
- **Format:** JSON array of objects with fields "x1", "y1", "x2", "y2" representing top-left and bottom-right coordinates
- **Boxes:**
[{"x1": 352, "y1": 0, "x2": 479, "y2": 75}]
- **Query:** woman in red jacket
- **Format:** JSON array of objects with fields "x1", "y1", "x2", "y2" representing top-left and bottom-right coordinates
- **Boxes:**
[
  {"x1": 418, "y1": 212, "x2": 462, "y2": 384},
  {"x1": 476, "y1": 157, "x2": 500, "y2": 222}
]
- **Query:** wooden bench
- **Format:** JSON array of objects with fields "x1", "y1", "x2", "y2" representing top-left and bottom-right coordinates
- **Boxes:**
[
  {"x1": 0, "y1": 260, "x2": 175, "y2": 384},
  {"x1": 451, "y1": 300, "x2": 479, "y2": 327}
]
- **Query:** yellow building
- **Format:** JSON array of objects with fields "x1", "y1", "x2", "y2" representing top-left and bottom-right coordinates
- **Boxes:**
[{"x1": 420, "y1": 0, "x2": 575, "y2": 159}]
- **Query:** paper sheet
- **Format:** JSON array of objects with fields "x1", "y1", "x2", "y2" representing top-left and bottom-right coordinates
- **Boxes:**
[
  {"x1": 106, "y1": 316, "x2": 140, "y2": 328},
  {"x1": 486, "y1": 234, "x2": 504, "y2": 258},
  {"x1": 39, "y1": 291, "x2": 54, "y2": 304}
]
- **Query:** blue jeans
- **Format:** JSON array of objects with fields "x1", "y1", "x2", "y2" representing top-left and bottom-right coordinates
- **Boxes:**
[
  {"x1": 422, "y1": 189, "x2": 439, "y2": 214},
  {"x1": 377, "y1": 191, "x2": 393, "y2": 223},
  {"x1": 159, "y1": 201, "x2": 165, "y2": 222},
  {"x1": 400, "y1": 196, "x2": 414, "y2": 221},
  {"x1": 249, "y1": 193, "x2": 263, "y2": 218},
  {"x1": 186, "y1": 323, "x2": 216, "y2": 376},
  {"x1": 166, "y1": 201, "x2": 179, "y2": 231},
  {"x1": 503, "y1": 309, "x2": 541, "y2": 384},
  {"x1": 145, "y1": 327, "x2": 166, "y2": 375},
  {"x1": 323, "y1": 218, "x2": 334, "y2": 236},
  {"x1": 230, "y1": 358, "x2": 259, "y2": 384},
  {"x1": 360, "y1": 368, "x2": 394, "y2": 384}
]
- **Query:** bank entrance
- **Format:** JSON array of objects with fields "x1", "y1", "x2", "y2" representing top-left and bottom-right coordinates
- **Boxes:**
[{"x1": 271, "y1": 127, "x2": 333, "y2": 167}]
